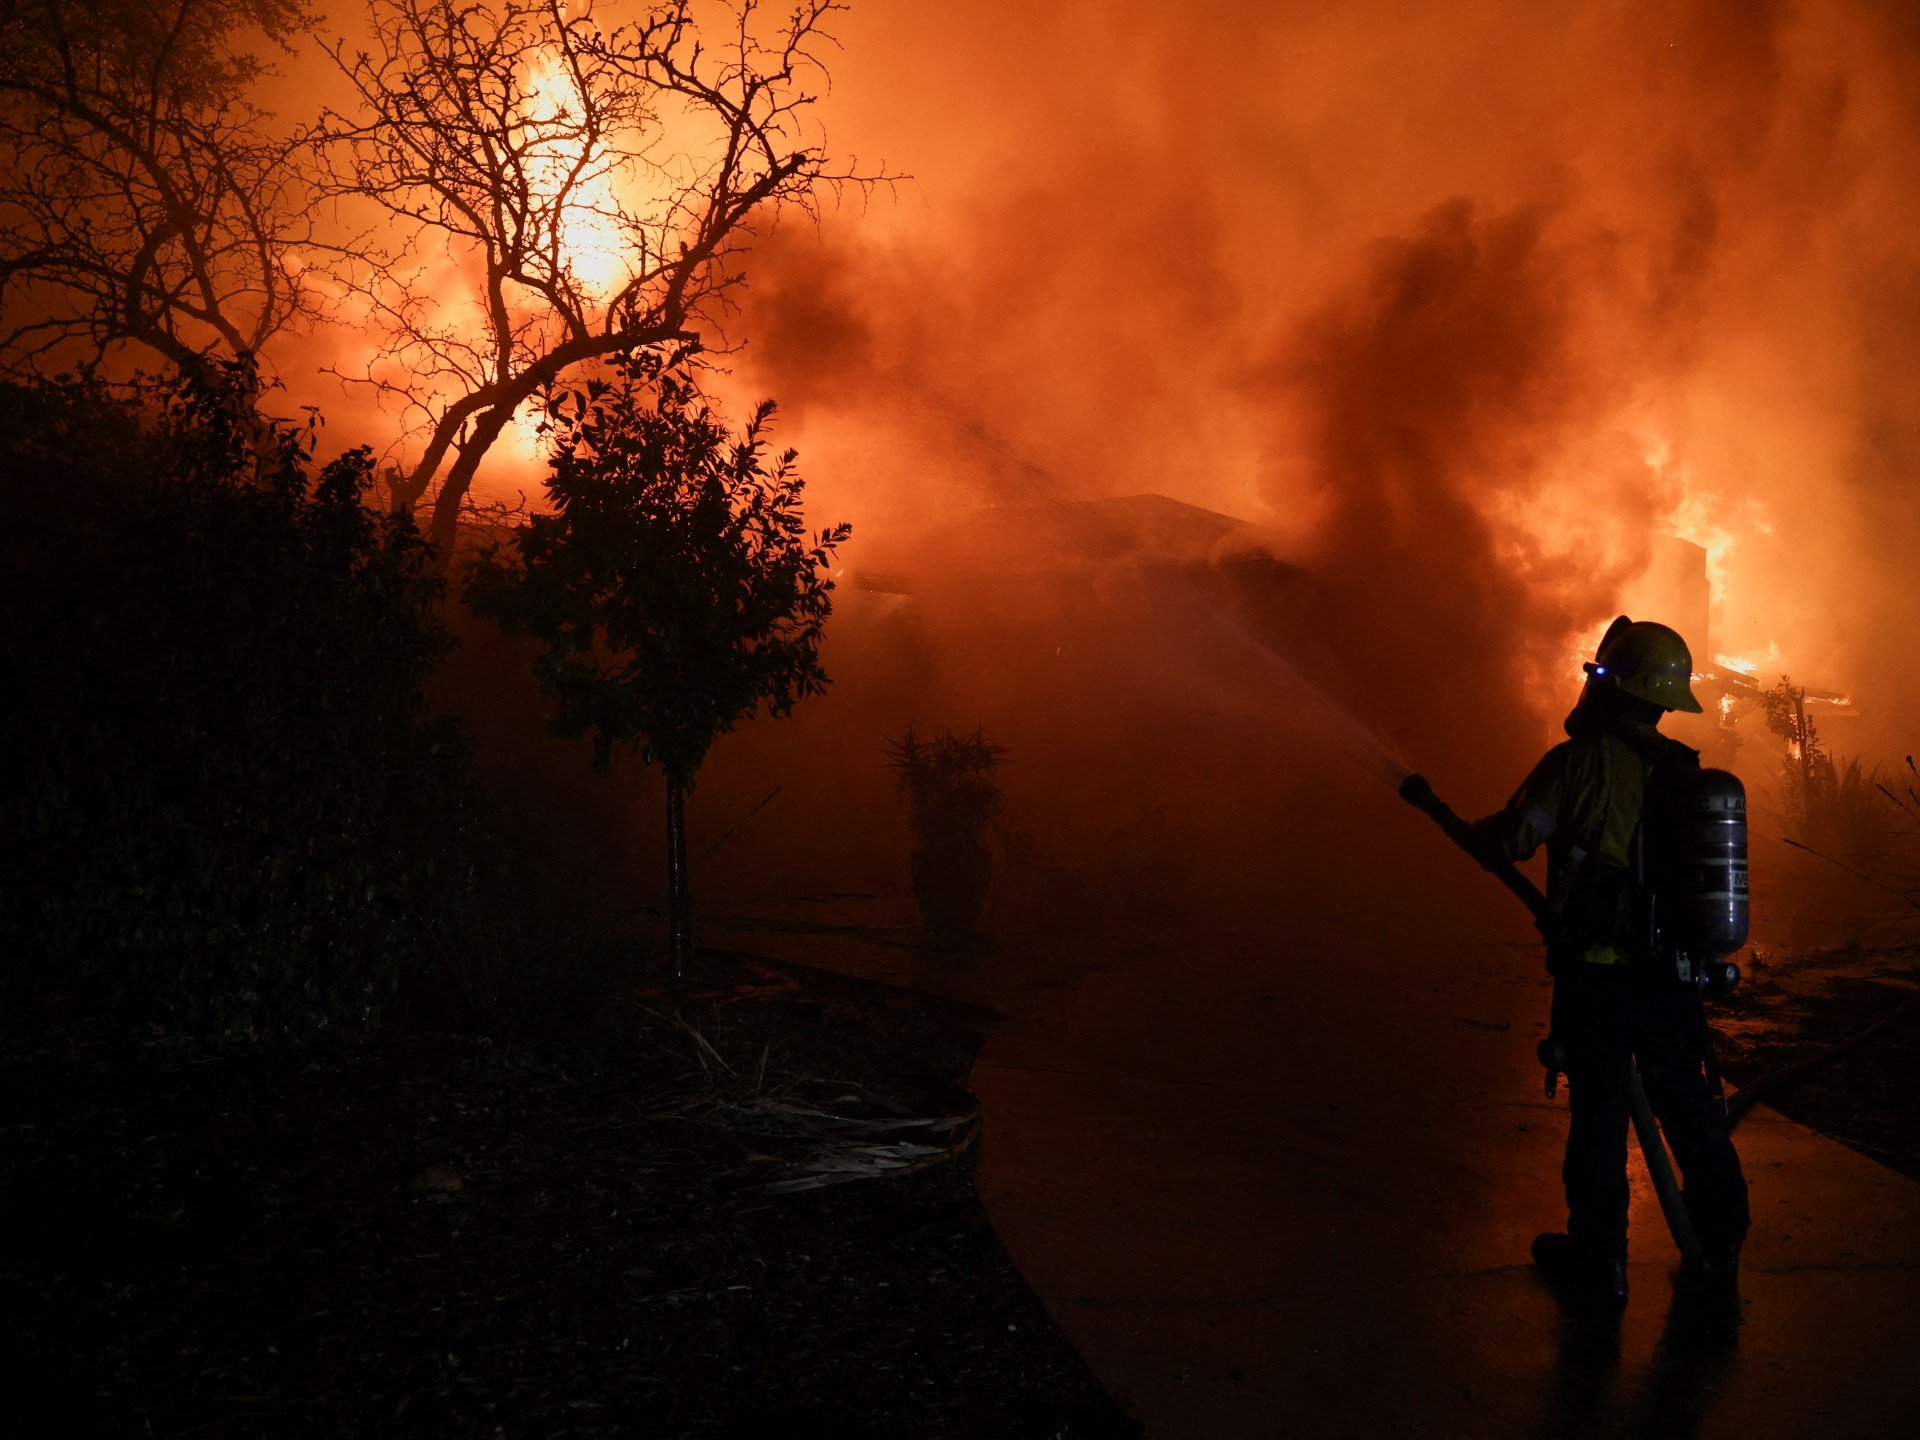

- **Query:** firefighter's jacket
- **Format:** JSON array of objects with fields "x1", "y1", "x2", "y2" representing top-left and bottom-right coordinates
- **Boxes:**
[{"x1": 1472, "y1": 717, "x2": 1677, "y2": 966}]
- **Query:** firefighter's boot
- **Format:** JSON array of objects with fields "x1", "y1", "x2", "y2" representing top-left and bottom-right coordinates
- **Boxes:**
[
  {"x1": 1690, "y1": 1232, "x2": 1743, "y2": 1283},
  {"x1": 1532, "y1": 1231, "x2": 1629, "y2": 1302}
]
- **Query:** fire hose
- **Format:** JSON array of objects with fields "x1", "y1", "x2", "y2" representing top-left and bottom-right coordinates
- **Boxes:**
[{"x1": 1398, "y1": 773, "x2": 1704, "y2": 1264}]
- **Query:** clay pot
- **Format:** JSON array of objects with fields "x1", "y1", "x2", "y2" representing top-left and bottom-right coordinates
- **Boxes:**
[{"x1": 910, "y1": 845, "x2": 993, "y2": 936}]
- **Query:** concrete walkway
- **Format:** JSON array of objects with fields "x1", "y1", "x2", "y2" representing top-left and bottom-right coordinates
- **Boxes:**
[
  {"x1": 705, "y1": 795, "x2": 1920, "y2": 1436},
  {"x1": 967, "y1": 915, "x2": 1920, "y2": 1438}
]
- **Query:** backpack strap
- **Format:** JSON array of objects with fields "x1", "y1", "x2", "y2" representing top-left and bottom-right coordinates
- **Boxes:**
[
  {"x1": 1619, "y1": 729, "x2": 1700, "y2": 968},
  {"x1": 1606, "y1": 723, "x2": 1699, "y2": 775}
]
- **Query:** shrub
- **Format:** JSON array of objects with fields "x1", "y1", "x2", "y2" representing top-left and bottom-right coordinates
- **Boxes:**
[
  {"x1": 1791, "y1": 754, "x2": 1920, "y2": 904},
  {"x1": 884, "y1": 727, "x2": 1009, "y2": 855},
  {"x1": 0, "y1": 364, "x2": 474, "y2": 1035}
]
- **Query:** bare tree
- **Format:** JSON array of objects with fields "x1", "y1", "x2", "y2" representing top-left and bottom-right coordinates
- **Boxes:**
[
  {"x1": 319, "y1": 0, "x2": 867, "y2": 553},
  {"x1": 0, "y1": 0, "x2": 315, "y2": 376}
]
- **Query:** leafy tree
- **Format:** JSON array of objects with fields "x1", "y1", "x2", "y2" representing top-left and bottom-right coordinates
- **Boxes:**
[
  {"x1": 466, "y1": 348, "x2": 848, "y2": 974},
  {"x1": 1763, "y1": 675, "x2": 1833, "y2": 832},
  {"x1": 0, "y1": 0, "x2": 315, "y2": 375}
]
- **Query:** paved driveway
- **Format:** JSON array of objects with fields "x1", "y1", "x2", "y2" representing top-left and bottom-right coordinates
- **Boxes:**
[{"x1": 966, "y1": 860, "x2": 1920, "y2": 1437}]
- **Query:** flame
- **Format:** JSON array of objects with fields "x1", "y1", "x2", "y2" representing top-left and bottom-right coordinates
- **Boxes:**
[
  {"x1": 522, "y1": 51, "x2": 630, "y2": 298},
  {"x1": 466, "y1": 45, "x2": 635, "y2": 481},
  {"x1": 1713, "y1": 642, "x2": 1781, "y2": 678},
  {"x1": 1645, "y1": 438, "x2": 1741, "y2": 606},
  {"x1": 1639, "y1": 430, "x2": 1780, "y2": 634},
  {"x1": 505, "y1": 409, "x2": 548, "y2": 464},
  {"x1": 1668, "y1": 492, "x2": 1740, "y2": 603}
]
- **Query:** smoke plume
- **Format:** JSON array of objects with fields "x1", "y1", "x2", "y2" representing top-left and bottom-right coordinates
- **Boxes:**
[{"x1": 717, "y1": 0, "x2": 1920, "y2": 786}]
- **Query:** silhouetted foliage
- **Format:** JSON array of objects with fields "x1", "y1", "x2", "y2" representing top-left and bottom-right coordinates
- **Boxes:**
[
  {"x1": 885, "y1": 727, "x2": 1008, "y2": 855},
  {"x1": 1783, "y1": 753, "x2": 1920, "y2": 905},
  {"x1": 465, "y1": 348, "x2": 848, "y2": 971},
  {"x1": 1763, "y1": 675, "x2": 1835, "y2": 833},
  {"x1": 0, "y1": 361, "x2": 472, "y2": 1035},
  {"x1": 0, "y1": 1, "x2": 315, "y2": 374},
  {"x1": 318, "y1": 0, "x2": 880, "y2": 551}
]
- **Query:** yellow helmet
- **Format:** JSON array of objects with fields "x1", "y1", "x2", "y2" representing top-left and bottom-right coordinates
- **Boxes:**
[{"x1": 1583, "y1": 616, "x2": 1703, "y2": 714}]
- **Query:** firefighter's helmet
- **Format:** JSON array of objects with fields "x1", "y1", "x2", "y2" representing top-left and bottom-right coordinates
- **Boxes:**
[{"x1": 1583, "y1": 616, "x2": 1703, "y2": 714}]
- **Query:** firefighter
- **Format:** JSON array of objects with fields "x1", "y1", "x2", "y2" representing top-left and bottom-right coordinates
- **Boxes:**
[{"x1": 1471, "y1": 619, "x2": 1749, "y2": 1300}]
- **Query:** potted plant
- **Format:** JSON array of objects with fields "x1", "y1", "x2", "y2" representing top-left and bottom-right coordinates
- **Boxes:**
[{"x1": 886, "y1": 727, "x2": 1008, "y2": 936}]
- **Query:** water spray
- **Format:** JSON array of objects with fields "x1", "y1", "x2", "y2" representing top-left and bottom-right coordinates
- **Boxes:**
[
  {"x1": 901, "y1": 373, "x2": 1421, "y2": 786},
  {"x1": 1397, "y1": 771, "x2": 1703, "y2": 1264},
  {"x1": 904, "y1": 375, "x2": 1701, "y2": 1258},
  {"x1": 1204, "y1": 609, "x2": 1414, "y2": 787}
]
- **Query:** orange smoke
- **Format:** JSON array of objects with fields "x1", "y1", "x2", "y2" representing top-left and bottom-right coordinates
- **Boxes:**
[
  {"x1": 705, "y1": 0, "x2": 1920, "y2": 779},
  {"x1": 248, "y1": 1, "x2": 1920, "y2": 789}
]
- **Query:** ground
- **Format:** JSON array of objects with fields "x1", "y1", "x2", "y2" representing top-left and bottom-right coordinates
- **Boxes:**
[
  {"x1": 1715, "y1": 939, "x2": 1920, "y2": 1183},
  {"x1": 0, "y1": 951, "x2": 1136, "y2": 1438},
  {"x1": 731, "y1": 784, "x2": 1920, "y2": 1440},
  {"x1": 8, "y1": 863, "x2": 1919, "y2": 1438}
]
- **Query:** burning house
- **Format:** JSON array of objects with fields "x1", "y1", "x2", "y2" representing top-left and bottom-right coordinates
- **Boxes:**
[{"x1": 1622, "y1": 535, "x2": 1859, "y2": 780}]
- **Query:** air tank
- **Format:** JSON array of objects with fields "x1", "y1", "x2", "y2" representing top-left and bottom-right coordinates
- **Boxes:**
[{"x1": 1662, "y1": 768, "x2": 1749, "y2": 962}]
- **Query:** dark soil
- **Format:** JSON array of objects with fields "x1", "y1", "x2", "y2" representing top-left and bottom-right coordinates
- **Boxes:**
[
  {"x1": 0, "y1": 951, "x2": 1137, "y2": 1438},
  {"x1": 1714, "y1": 942, "x2": 1920, "y2": 1182}
]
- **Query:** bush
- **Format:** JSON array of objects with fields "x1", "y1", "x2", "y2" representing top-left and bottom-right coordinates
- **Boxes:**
[
  {"x1": 0, "y1": 365, "x2": 474, "y2": 1036},
  {"x1": 884, "y1": 727, "x2": 1009, "y2": 855},
  {"x1": 1792, "y1": 754, "x2": 1920, "y2": 903}
]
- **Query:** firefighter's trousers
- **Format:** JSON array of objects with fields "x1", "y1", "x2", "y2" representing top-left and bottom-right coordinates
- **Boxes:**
[{"x1": 1557, "y1": 963, "x2": 1750, "y2": 1261}]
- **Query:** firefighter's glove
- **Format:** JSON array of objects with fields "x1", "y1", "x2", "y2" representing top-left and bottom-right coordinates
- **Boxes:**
[
  {"x1": 1464, "y1": 816, "x2": 1507, "y2": 871},
  {"x1": 1536, "y1": 1037, "x2": 1566, "y2": 1100}
]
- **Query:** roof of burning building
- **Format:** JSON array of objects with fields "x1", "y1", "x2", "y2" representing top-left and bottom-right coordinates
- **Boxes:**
[{"x1": 852, "y1": 492, "x2": 1263, "y2": 595}]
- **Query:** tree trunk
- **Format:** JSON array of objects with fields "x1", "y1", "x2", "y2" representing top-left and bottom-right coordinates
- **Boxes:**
[
  {"x1": 425, "y1": 405, "x2": 517, "y2": 560},
  {"x1": 1793, "y1": 688, "x2": 1812, "y2": 794},
  {"x1": 666, "y1": 774, "x2": 693, "y2": 978}
]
